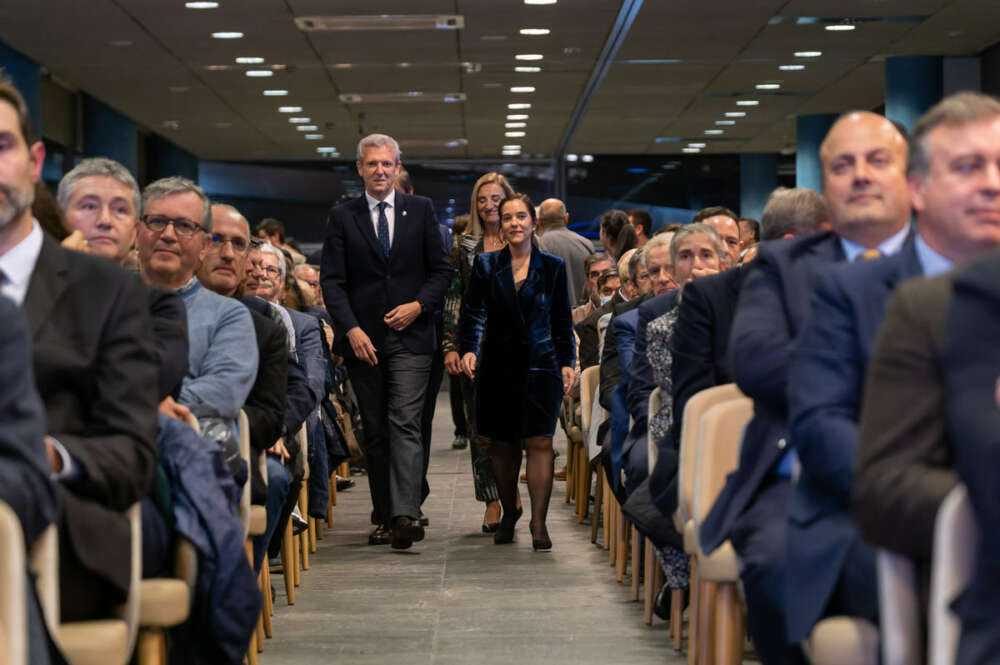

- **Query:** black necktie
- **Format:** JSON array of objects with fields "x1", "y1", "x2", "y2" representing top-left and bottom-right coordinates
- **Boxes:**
[{"x1": 377, "y1": 201, "x2": 390, "y2": 260}]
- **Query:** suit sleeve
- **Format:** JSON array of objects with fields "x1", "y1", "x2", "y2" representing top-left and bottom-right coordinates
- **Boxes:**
[
  {"x1": 179, "y1": 302, "x2": 259, "y2": 420},
  {"x1": 149, "y1": 288, "x2": 189, "y2": 400},
  {"x1": 298, "y1": 317, "x2": 326, "y2": 409},
  {"x1": 320, "y1": 208, "x2": 360, "y2": 335},
  {"x1": 852, "y1": 279, "x2": 957, "y2": 559},
  {"x1": 415, "y1": 198, "x2": 453, "y2": 314},
  {"x1": 284, "y1": 352, "x2": 313, "y2": 435},
  {"x1": 459, "y1": 254, "x2": 489, "y2": 357},
  {"x1": 669, "y1": 282, "x2": 716, "y2": 449},
  {"x1": 626, "y1": 305, "x2": 656, "y2": 421},
  {"x1": 54, "y1": 273, "x2": 159, "y2": 511},
  {"x1": 788, "y1": 272, "x2": 864, "y2": 507},
  {"x1": 599, "y1": 313, "x2": 622, "y2": 410},
  {"x1": 245, "y1": 322, "x2": 287, "y2": 454},
  {"x1": 550, "y1": 259, "x2": 575, "y2": 369}
]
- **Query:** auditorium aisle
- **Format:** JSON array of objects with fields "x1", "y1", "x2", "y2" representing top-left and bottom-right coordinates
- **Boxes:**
[{"x1": 266, "y1": 390, "x2": 690, "y2": 665}]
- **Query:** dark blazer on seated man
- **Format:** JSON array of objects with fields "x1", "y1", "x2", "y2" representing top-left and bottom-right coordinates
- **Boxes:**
[
  {"x1": 598, "y1": 294, "x2": 649, "y2": 410},
  {"x1": 783, "y1": 237, "x2": 926, "y2": 642},
  {"x1": 577, "y1": 289, "x2": 625, "y2": 369},
  {"x1": 242, "y1": 308, "x2": 288, "y2": 505},
  {"x1": 149, "y1": 287, "x2": 190, "y2": 401},
  {"x1": 25, "y1": 234, "x2": 159, "y2": 621},
  {"x1": 852, "y1": 273, "x2": 957, "y2": 560},
  {"x1": 942, "y1": 253, "x2": 1000, "y2": 665}
]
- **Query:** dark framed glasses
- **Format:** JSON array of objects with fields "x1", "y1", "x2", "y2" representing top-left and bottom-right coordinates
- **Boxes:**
[{"x1": 141, "y1": 214, "x2": 203, "y2": 237}]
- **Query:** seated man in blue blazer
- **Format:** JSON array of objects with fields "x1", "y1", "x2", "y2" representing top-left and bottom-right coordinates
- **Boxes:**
[
  {"x1": 700, "y1": 110, "x2": 912, "y2": 665},
  {"x1": 786, "y1": 92, "x2": 1000, "y2": 647}
]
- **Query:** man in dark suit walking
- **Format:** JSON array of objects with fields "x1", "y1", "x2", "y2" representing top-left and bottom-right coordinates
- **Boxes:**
[
  {"x1": 320, "y1": 133, "x2": 451, "y2": 549},
  {"x1": 699, "y1": 111, "x2": 912, "y2": 664}
]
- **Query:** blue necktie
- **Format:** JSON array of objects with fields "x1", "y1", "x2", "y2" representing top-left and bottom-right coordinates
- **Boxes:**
[{"x1": 376, "y1": 201, "x2": 390, "y2": 260}]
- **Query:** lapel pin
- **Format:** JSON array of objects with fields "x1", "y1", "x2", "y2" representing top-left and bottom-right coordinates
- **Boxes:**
[{"x1": 401, "y1": 210, "x2": 407, "y2": 217}]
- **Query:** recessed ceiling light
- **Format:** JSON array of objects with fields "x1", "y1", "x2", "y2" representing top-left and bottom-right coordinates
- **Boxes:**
[
  {"x1": 515, "y1": 54, "x2": 544, "y2": 61},
  {"x1": 520, "y1": 28, "x2": 551, "y2": 35},
  {"x1": 566, "y1": 154, "x2": 579, "y2": 162},
  {"x1": 581, "y1": 155, "x2": 594, "y2": 163},
  {"x1": 162, "y1": 120, "x2": 180, "y2": 129},
  {"x1": 756, "y1": 83, "x2": 780, "y2": 89},
  {"x1": 826, "y1": 24, "x2": 855, "y2": 31},
  {"x1": 211, "y1": 31, "x2": 243, "y2": 39},
  {"x1": 245, "y1": 70, "x2": 273, "y2": 77},
  {"x1": 289, "y1": 117, "x2": 311, "y2": 123},
  {"x1": 502, "y1": 149, "x2": 521, "y2": 154},
  {"x1": 654, "y1": 137, "x2": 680, "y2": 143},
  {"x1": 304, "y1": 134, "x2": 324, "y2": 139},
  {"x1": 263, "y1": 90, "x2": 288, "y2": 96},
  {"x1": 736, "y1": 100, "x2": 759, "y2": 106},
  {"x1": 296, "y1": 125, "x2": 319, "y2": 131},
  {"x1": 779, "y1": 64, "x2": 805, "y2": 71},
  {"x1": 794, "y1": 51, "x2": 822, "y2": 57},
  {"x1": 688, "y1": 142, "x2": 706, "y2": 148},
  {"x1": 505, "y1": 131, "x2": 526, "y2": 137},
  {"x1": 705, "y1": 129, "x2": 724, "y2": 134},
  {"x1": 725, "y1": 112, "x2": 746, "y2": 117},
  {"x1": 278, "y1": 106, "x2": 303, "y2": 112},
  {"x1": 515, "y1": 66, "x2": 542, "y2": 72},
  {"x1": 508, "y1": 103, "x2": 532, "y2": 109},
  {"x1": 506, "y1": 122, "x2": 527, "y2": 128},
  {"x1": 317, "y1": 147, "x2": 338, "y2": 153},
  {"x1": 524, "y1": 0, "x2": 557, "y2": 4},
  {"x1": 510, "y1": 86, "x2": 535, "y2": 93},
  {"x1": 715, "y1": 120, "x2": 736, "y2": 125},
  {"x1": 507, "y1": 114, "x2": 529, "y2": 120},
  {"x1": 186, "y1": 1, "x2": 219, "y2": 7},
  {"x1": 235, "y1": 56, "x2": 264, "y2": 64},
  {"x1": 204, "y1": 65, "x2": 229, "y2": 71},
  {"x1": 503, "y1": 144, "x2": 522, "y2": 150},
  {"x1": 682, "y1": 148, "x2": 701, "y2": 153}
]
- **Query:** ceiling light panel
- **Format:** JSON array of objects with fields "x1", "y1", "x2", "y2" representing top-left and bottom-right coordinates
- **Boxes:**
[
  {"x1": 235, "y1": 57, "x2": 264, "y2": 64},
  {"x1": 295, "y1": 15, "x2": 464, "y2": 31},
  {"x1": 520, "y1": 28, "x2": 551, "y2": 35},
  {"x1": 211, "y1": 31, "x2": 243, "y2": 39},
  {"x1": 338, "y1": 92, "x2": 466, "y2": 103},
  {"x1": 515, "y1": 54, "x2": 544, "y2": 61},
  {"x1": 507, "y1": 114, "x2": 529, "y2": 120}
]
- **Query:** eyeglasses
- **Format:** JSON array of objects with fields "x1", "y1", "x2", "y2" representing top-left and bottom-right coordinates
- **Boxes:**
[
  {"x1": 141, "y1": 214, "x2": 203, "y2": 237},
  {"x1": 263, "y1": 266, "x2": 281, "y2": 278},
  {"x1": 588, "y1": 270, "x2": 603, "y2": 279},
  {"x1": 208, "y1": 234, "x2": 250, "y2": 253}
]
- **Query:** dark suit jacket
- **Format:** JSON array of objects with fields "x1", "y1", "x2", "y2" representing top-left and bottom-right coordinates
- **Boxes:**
[
  {"x1": 599, "y1": 295, "x2": 648, "y2": 410},
  {"x1": 852, "y1": 271, "x2": 957, "y2": 561},
  {"x1": 25, "y1": 235, "x2": 159, "y2": 609},
  {"x1": 627, "y1": 290, "x2": 680, "y2": 424},
  {"x1": 149, "y1": 288, "x2": 189, "y2": 401},
  {"x1": 701, "y1": 231, "x2": 845, "y2": 553},
  {"x1": 784, "y1": 238, "x2": 921, "y2": 641},
  {"x1": 577, "y1": 291, "x2": 625, "y2": 369},
  {"x1": 243, "y1": 309, "x2": 287, "y2": 505},
  {"x1": 320, "y1": 193, "x2": 451, "y2": 358}
]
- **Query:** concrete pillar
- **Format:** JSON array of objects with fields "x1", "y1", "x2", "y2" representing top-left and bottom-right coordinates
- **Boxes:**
[
  {"x1": 795, "y1": 114, "x2": 837, "y2": 192},
  {"x1": 0, "y1": 41, "x2": 42, "y2": 141},
  {"x1": 82, "y1": 94, "x2": 138, "y2": 175},
  {"x1": 885, "y1": 56, "x2": 943, "y2": 132},
  {"x1": 739, "y1": 153, "x2": 777, "y2": 221}
]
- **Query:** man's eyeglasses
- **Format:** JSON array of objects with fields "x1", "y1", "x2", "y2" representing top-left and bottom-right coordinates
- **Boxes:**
[
  {"x1": 208, "y1": 234, "x2": 250, "y2": 253},
  {"x1": 588, "y1": 270, "x2": 603, "y2": 279},
  {"x1": 262, "y1": 266, "x2": 281, "y2": 278},
  {"x1": 141, "y1": 214, "x2": 203, "y2": 238}
]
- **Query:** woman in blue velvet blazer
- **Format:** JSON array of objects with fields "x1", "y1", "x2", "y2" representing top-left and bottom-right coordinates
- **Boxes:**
[{"x1": 460, "y1": 193, "x2": 576, "y2": 551}]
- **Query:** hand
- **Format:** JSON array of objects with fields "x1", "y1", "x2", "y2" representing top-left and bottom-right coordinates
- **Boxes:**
[
  {"x1": 61, "y1": 230, "x2": 90, "y2": 254},
  {"x1": 383, "y1": 301, "x2": 422, "y2": 331},
  {"x1": 690, "y1": 267, "x2": 720, "y2": 280},
  {"x1": 561, "y1": 367, "x2": 575, "y2": 395},
  {"x1": 346, "y1": 327, "x2": 378, "y2": 366},
  {"x1": 444, "y1": 351, "x2": 462, "y2": 375},
  {"x1": 460, "y1": 352, "x2": 478, "y2": 380},
  {"x1": 43, "y1": 437, "x2": 64, "y2": 473},
  {"x1": 268, "y1": 439, "x2": 290, "y2": 460},
  {"x1": 158, "y1": 396, "x2": 192, "y2": 422}
]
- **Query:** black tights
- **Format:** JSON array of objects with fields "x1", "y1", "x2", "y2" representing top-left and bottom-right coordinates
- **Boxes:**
[{"x1": 489, "y1": 436, "x2": 554, "y2": 530}]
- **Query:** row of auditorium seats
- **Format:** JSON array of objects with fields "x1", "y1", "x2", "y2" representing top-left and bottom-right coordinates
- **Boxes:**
[
  {"x1": 561, "y1": 345, "x2": 977, "y2": 665},
  {"x1": 0, "y1": 408, "x2": 351, "y2": 665}
]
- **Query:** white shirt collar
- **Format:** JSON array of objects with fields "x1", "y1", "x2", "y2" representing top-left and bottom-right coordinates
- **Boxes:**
[
  {"x1": 0, "y1": 219, "x2": 44, "y2": 306},
  {"x1": 365, "y1": 188, "x2": 396, "y2": 211},
  {"x1": 839, "y1": 224, "x2": 910, "y2": 262},
  {"x1": 914, "y1": 233, "x2": 954, "y2": 277}
]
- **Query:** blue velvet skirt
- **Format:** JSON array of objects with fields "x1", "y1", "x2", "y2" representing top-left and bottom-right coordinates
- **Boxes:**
[{"x1": 474, "y1": 357, "x2": 563, "y2": 442}]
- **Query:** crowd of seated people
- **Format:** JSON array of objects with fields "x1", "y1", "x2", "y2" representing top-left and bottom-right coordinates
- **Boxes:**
[{"x1": 5, "y1": 62, "x2": 1000, "y2": 665}]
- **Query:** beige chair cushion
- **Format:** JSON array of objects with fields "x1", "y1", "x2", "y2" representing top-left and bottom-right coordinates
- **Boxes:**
[
  {"x1": 698, "y1": 540, "x2": 740, "y2": 582},
  {"x1": 803, "y1": 617, "x2": 879, "y2": 665},
  {"x1": 58, "y1": 620, "x2": 129, "y2": 665},
  {"x1": 683, "y1": 519, "x2": 696, "y2": 555},
  {"x1": 249, "y1": 506, "x2": 268, "y2": 536},
  {"x1": 139, "y1": 579, "x2": 190, "y2": 628}
]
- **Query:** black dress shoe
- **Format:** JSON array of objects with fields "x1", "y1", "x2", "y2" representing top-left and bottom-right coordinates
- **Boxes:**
[
  {"x1": 368, "y1": 524, "x2": 392, "y2": 545},
  {"x1": 494, "y1": 507, "x2": 523, "y2": 545},
  {"x1": 419, "y1": 512, "x2": 429, "y2": 527},
  {"x1": 292, "y1": 513, "x2": 309, "y2": 536},
  {"x1": 530, "y1": 522, "x2": 552, "y2": 551},
  {"x1": 336, "y1": 476, "x2": 355, "y2": 491},
  {"x1": 391, "y1": 516, "x2": 425, "y2": 550}
]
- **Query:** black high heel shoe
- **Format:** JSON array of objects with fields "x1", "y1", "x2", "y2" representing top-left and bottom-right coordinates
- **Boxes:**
[
  {"x1": 493, "y1": 507, "x2": 523, "y2": 544},
  {"x1": 530, "y1": 521, "x2": 552, "y2": 551}
]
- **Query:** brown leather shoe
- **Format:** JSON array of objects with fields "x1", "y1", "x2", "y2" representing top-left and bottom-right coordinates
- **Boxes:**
[
  {"x1": 554, "y1": 467, "x2": 567, "y2": 481},
  {"x1": 368, "y1": 524, "x2": 391, "y2": 545},
  {"x1": 391, "y1": 516, "x2": 425, "y2": 550}
]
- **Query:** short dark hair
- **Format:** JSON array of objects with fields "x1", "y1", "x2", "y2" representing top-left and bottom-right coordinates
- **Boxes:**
[
  {"x1": 499, "y1": 192, "x2": 537, "y2": 228},
  {"x1": 600, "y1": 209, "x2": 630, "y2": 240},
  {"x1": 691, "y1": 206, "x2": 737, "y2": 224},
  {"x1": 760, "y1": 187, "x2": 828, "y2": 240},
  {"x1": 597, "y1": 268, "x2": 620, "y2": 290},
  {"x1": 909, "y1": 91, "x2": 1000, "y2": 177},
  {"x1": 585, "y1": 253, "x2": 613, "y2": 275},
  {"x1": 654, "y1": 223, "x2": 683, "y2": 236},
  {"x1": 627, "y1": 209, "x2": 653, "y2": 237},
  {"x1": 0, "y1": 74, "x2": 37, "y2": 145},
  {"x1": 738, "y1": 218, "x2": 760, "y2": 243},
  {"x1": 256, "y1": 218, "x2": 286, "y2": 242}
]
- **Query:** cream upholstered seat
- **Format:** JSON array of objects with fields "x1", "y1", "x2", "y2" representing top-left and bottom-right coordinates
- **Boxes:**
[
  {"x1": 929, "y1": 484, "x2": 977, "y2": 665},
  {"x1": 803, "y1": 617, "x2": 879, "y2": 665},
  {"x1": 135, "y1": 536, "x2": 197, "y2": 665},
  {"x1": 0, "y1": 502, "x2": 27, "y2": 665}
]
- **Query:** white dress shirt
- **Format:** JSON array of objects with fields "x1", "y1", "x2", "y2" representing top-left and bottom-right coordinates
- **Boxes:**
[
  {"x1": 0, "y1": 219, "x2": 43, "y2": 305},
  {"x1": 365, "y1": 188, "x2": 397, "y2": 247}
]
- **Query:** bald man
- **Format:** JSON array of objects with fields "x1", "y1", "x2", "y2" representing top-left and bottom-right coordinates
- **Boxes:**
[
  {"x1": 537, "y1": 197, "x2": 593, "y2": 306},
  {"x1": 699, "y1": 110, "x2": 912, "y2": 665}
]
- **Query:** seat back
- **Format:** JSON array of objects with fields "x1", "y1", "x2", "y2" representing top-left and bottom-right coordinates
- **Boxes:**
[
  {"x1": 647, "y1": 387, "x2": 661, "y2": 475},
  {"x1": 0, "y1": 502, "x2": 26, "y2": 665},
  {"x1": 877, "y1": 549, "x2": 923, "y2": 665},
  {"x1": 580, "y1": 366, "x2": 600, "y2": 434},
  {"x1": 691, "y1": 397, "x2": 753, "y2": 526},
  {"x1": 28, "y1": 525, "x2": 58, "y2": 632},
  {"x1": 238, "y1": 409, "x2": 252, "y2": 541},
  {"x1": 298, "y1": 423, "x2": 310, "y2": 482},
  {"x1": 120, "y1": 503, "x2": 143, "y2": 657},
  {"x1": 929, "y1": 484, "x2": 977, "y2": 665},
  {"x1": 677, "y1": 383, "x2": 743, "y2": 525}
]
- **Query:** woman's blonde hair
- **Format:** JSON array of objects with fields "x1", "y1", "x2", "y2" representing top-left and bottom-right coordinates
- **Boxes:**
[{"x1": 468, "y1": 172, "x2": 515, "y2": 237}]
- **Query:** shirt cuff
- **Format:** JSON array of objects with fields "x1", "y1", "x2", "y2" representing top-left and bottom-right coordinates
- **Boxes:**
[{"x1": 49, "y1": 437, "x2": 81, "y2": 481}]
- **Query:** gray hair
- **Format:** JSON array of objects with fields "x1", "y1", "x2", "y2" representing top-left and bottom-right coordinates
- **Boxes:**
[
  {"x1": 142, "y1": 176, "x2": 212, "y2": 232},
  {"x1": 669, "y1": 223, "x2": 728, "y2": 268},
  {"x1": 627, "y1": 247, "x2": 645, "y2": 282},
  {"x1": 642, "y1": 231, "x2": 674, "y2": 267},
  {"x1": 259, "y1": 242, "x2": 286, "y2": 284},
  {"x1": 356, "y1": 133, "x2": 401, "y2": 163},
  {"x1": 57, "y1": 157, "x2": 141, "y2": 218},
  {"x1": 761, "y1": 187, "x2": 828, "y2": 241},
  {"x1": 909, "y1": 91, "x2": 1000, "y2": 178}
]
